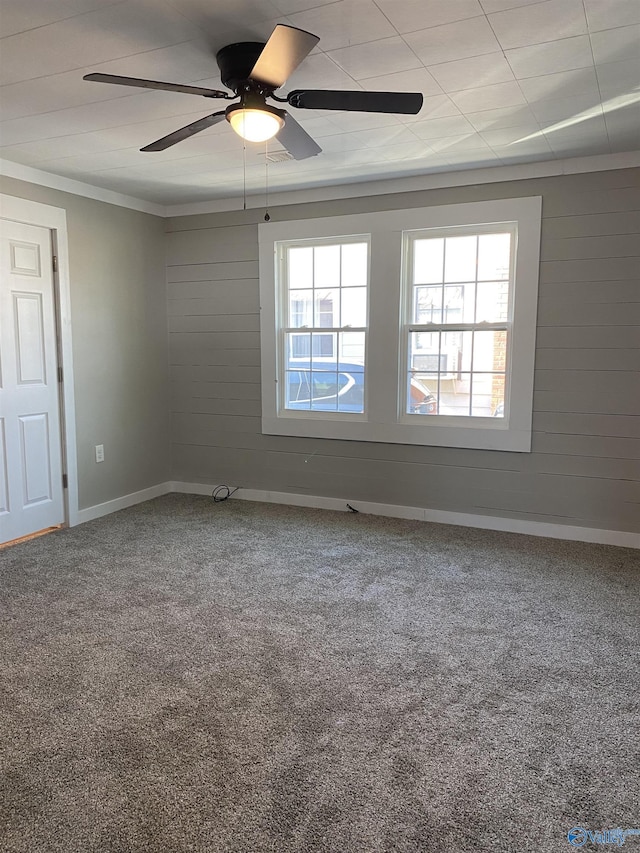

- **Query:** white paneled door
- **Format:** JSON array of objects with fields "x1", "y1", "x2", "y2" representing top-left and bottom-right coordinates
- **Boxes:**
[{"x1": 0, "y1": 219, "x2": 65, "y2": 543}]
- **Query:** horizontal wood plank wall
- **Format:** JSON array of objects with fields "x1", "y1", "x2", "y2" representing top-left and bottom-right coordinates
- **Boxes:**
[{"x1": 166, "y1": 168, "x2": 640, "y2": 534}]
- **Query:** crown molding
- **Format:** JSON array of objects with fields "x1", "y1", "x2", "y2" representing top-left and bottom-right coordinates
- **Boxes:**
[
  {"x1": 164, "y1": 151, "x2": 640, "y2": 217},
  {"x1": 2, "y1": 151, "x2": 638, "y2": 219},
  {"x1": 0, "y1": 159, "x2": 165, "y2": 217}
]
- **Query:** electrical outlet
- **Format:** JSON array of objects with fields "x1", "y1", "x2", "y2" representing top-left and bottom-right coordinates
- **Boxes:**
[{"x1": 95, "y1": 444, "x2": 104, "y2": 463}]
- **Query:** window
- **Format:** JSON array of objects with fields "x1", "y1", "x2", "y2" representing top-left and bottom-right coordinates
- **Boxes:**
[
  {"x1": 403, "y1": 227, "x2": 513, "y2": 419},
  {"x1": 259, "y1": 197, "x2": 541, "y2": 452},
  {"x1": 281, "y1": 238, "x2": 368, "y2": 414}
]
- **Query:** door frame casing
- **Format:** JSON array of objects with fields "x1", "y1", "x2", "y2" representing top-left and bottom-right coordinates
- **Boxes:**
[{"x1": 0, "y1": 193, "x2": 79, "y2": 527}]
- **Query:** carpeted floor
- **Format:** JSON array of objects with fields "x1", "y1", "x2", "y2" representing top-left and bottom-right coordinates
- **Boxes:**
[{"x1": 1, "y1": 494, "x2": 638, "y2": 853}]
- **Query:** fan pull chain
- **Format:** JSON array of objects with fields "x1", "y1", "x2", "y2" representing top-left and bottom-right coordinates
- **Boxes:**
[
  {"x1": 264, "y1": 141, "x2": 270, "y2": 222},
  {"x1": 242, "y1": 138, "x2": 247, "y2": 211}
]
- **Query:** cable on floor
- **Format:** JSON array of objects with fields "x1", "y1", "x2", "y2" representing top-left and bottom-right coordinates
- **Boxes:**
[{"x1": 212, "y1": 485, "x2": 240, "y2": 503}]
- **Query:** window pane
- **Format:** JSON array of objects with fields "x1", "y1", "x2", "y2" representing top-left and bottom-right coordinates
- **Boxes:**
[
  {"x1": 310, "y1": 332, "x2": 336, "y2": 363},
  {"x1": 311, "y1": 371, "x2": 339, "y2": 410},
  {"x1": 444, "y1": 235, "x2": 477, "y2": 283},
  {"x1": 286, "y1": 332, "x2": 310, "y2": 363},
  {"x1": 314, "y1": 288, "x2": 338, "y2": 328},
  {"x1": 476, "y1": 282, "x2": 508, "y2": 323},
  {"x1": 473, "y1": 330, "x2": 507, "y2": 373},
  {"x1": 341, "y1": 287, "x2": 367, "y2": 327},
  {"x1": 285, "y1": 370, "x2": 310, "y2": 408},
  {"x1": 288, "y1": 246, "x2": 313, "y2": 289},
  {"x1": 477, "y1": 233, "x2": 511, "y2": 281},
  {"x1": 341, "y1": 242, "x2": 367, "y2": 286},
  {"x1": 414, "y1": 238, "x2": 444, "y2": 284},
  {"x1": 443, "y1": 284, "x2": 473, "y2": 323},
  {"x1": 458, "y1": 330, "x2": 473, "y2": 372},
  {"x1": 314, "y1": 244, "x2": 340, "y2": 289},
  {"x1": 407, "y1": 373, "x2": 438, "y2": 415},
  {"x1": 409, "y1": 331, "x2": 462, "y2": 377},
  {"x1": 289, "y1": 290, "x2": 312, "y2": 327},
  {"x1": 486, "y1": 373, "x2": 506, "y2": 418},
  {"x1": 339, "y1": 331, "x2": 365, "y2": 364},
  {"x1": 441, "y1": 373, "x2": 472, "y2": 416},
  {"x1": 415, "y1": 285, "x2": 442, "y2": 324},
  {"x1": 470, "y1": 373, "x2": 499, "y2": 417},
  {"x1": 338, "y1": 369, "x2": 365, "y2": 413}
]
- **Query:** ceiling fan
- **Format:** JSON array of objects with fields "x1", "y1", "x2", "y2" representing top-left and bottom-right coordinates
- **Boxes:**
[{"x1": 83, "y1": 24, "x2": 423, "y2": 160}]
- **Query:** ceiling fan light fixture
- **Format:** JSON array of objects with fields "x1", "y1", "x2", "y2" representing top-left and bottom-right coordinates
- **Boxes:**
[{"x1": 226, "y1": 102, "x2": 285, "y2": 142}]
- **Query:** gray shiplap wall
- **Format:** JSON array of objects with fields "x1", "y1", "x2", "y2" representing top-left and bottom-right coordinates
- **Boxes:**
[{"x1": 166, "y1": 168, "x2": 640, "y2": 533}]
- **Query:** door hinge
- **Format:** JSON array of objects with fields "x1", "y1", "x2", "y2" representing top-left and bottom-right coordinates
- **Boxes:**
[
  {"x1": 57, "y1": 366, "x2": 63, "y2": 383},
  {"x1": 62, "y1": 473, "x2": 68, "y2": 489},
  {"x1": 52, "y1": 255, "x2": 58, "y2": 273}
]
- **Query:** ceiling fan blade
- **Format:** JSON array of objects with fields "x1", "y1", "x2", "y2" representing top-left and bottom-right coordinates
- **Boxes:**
[
  {"x1": 141, "y1": 111, "x2": 227, "y2": 152},
  {"x1": 288, "y1": 89, "x2": 423, "y2": 115},
  {"x1": 276, "y1": 114, "x2": 322, "y2": 160},
  {"x1": 250, "y1": 25, "x2": 319, "y2": 89},
  {"x1": 83, "y1": 73, "x2": 230, "y2": 99}
]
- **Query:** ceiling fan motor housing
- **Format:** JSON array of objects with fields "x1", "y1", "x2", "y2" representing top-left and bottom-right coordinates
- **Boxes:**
[{"x1": 216, "y1": 42, "x2": 269, "y2": 93}]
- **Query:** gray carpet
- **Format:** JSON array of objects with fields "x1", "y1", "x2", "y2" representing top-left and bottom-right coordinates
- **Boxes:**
[{"x1": 1, "y1": 494, "x2": 638, "y2": 853}]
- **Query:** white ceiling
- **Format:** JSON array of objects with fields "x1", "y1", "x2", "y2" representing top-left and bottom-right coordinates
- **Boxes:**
[{"x1": 1, "y1": 0, "x2": 638, "y2": 206}]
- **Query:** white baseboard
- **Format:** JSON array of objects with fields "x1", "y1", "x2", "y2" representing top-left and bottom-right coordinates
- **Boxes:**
[
  {"x1": 170, "y1": 481, "x2": 640, "y2": 549},
  {"x1": 74, "y1": 480, "x2": 639, "y2": 549},
  {"x1": 75, "y1": 482, "x2": 173, "y2": 525}
]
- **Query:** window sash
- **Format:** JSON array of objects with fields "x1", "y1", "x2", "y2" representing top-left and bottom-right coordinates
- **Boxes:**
[
  {"x1": 277, "y1": 236, "x2": 370, "y2": 417},
  {"x1": 402, "y1": 224, "x2": 515, "y2": 421}
]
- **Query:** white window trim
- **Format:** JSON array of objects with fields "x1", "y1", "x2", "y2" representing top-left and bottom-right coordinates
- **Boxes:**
[{"x1": 259, "y1": 196, "x2": 542, "y2": 452}]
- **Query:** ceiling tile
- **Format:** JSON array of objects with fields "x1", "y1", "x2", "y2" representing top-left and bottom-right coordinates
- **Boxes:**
[
  {"x1": 505, "y1": 35, "x2": 594, "y2": 79},
  {"x1": 0, "y1": 91, "x2": 217, "y2": 147},
  {"x1": 0, "y1": 0, "x2": 112, "y2": 37},
  {"x1": 429, "y1": 134, "x2": 492, "y2": 152},
  {"x1": 603, "y1": 103, "x2": 640, "y2": 137},
  {"x1": 544, "y1": 117, "x2": 610, "y2": 152},
  {"x1": 583, "y1": 0, "x2": 640, "y2": 32},
  {"x1": 313, "y1": 131, "x2": 370, "y2": 153},
  {"x1": 166, "y1": 0, "x2": 285, "y2": 29},
  {"x1": 359, "y1": 68, "x2": 444, "y2": 98},
  {"x1": 479, "y1": 0, "x2": 543, "y2": 12},
  {"x1": 465, "y1": 103, "x2": 539, "y2": 130},
  {"x1": 86, "y1": 40, "x2": 223, "y2": 85},
  {"x1": 450, "y1": 80, "x2": 527, "y2": 112},
  {"x1": 404, "y1": 16, "x2": 501, "y2": 65},
  {"x1": 412, "y1": 114, "x2": 477, "y2": 139},
  {"x1": 518, "y1": 67, "x2": 600, "y2": 103},
  {"x1": 283, "y1": 52, "x2": 362, "y2": 90},
  {"x1": 379, "y1": 140, "x2": 436, "y2": 161},
  {"x1": 34, "y1": 148, "x2": 150, "y2": 175},
  {"x1": 492, "y1": 141, "x2": 554, "y2": 162},
  {"x1": 328, "y1": 37, "x2": 422, "y2": 80},
  {"x1": 0, "y1": 2, "x2": 199, "y2": 86},
  {"x1": 320, "y1": 112, "x2": 401, "y2": 132},
  {"x1": 590, "y1": 24, "x2": 640, "y2": 64},
  {"x1": 488, "y1": 0, "x2": 588, "y2": 50},
  {"x1": 427, "y1": 52, "x2": 515, "y2": 92},
  {"x1": 373, "y1": 0, "x2": 484, "y2": 34},
  {"x1": 414, "y1": 94, "x2": 462, "y2": 119},
  {"x1": 271, "y1": 0, "x2": 337, "y2": 12},
  {"x1": 357, "y1": 125, "x2": 420, "y2": 148},
  {"x1": 287, "y1": 0, "x2": 396, "y2": 51},
  {"x1": 0, "y1": 71, "x2": 127, "y2": 123},
  {"x1": 596, "y1": 59, "x2": 640, "y2": 98},
  {"x1": 495, "y1": 136, "x2": 554, "y2": 155},
  {"x1": 480, "y1": 123, "x2": 544, "y2": 145},
  {"x1": 529, "y1": 92, "x2": 603, "y2": 122}
]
